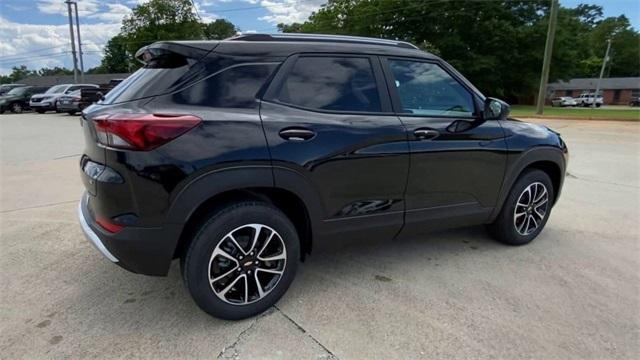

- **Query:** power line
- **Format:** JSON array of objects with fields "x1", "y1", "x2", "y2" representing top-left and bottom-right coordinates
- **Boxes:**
[{"x1": 0, "y1": 45, "x2": 70, "y2": 60}]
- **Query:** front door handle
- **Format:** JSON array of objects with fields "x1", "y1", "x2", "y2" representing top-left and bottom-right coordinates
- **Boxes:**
[
  {"x1": 413, "y1": 128, "x2": 440, "y2": 140},
  {"x1": 279, "y1": 128, "x2": 316, "y2": 141}
]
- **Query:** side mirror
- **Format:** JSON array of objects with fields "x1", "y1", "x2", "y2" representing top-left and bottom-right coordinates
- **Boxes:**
[{"x1": 483, "y1": 98, "x2": 510, "y2": 120}]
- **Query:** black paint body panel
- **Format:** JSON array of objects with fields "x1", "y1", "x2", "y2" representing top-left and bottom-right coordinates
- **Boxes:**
[{"x1": 78, "y1": 40, "x2": 567, "y2": 276}]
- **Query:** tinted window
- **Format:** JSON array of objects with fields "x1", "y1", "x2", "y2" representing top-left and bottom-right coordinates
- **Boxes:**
[
  {"x1": 173, "y1": 63, "x2": 278, "y2": 108},
  {"x1": 277, "y1": 56, "x2": 381, "y2": 112},
  {"x1": 388, "y1": 60, "x2": 474, "y2": 117}
]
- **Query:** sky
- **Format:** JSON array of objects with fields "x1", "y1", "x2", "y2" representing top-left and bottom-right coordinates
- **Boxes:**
[{"x1": 0, "y1": 0, "x2": 638, "y2": 76}]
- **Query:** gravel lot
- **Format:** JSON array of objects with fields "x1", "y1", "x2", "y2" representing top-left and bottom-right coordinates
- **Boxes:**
[{"x1": 1, "y1": 112, "x2": 639, "y2": 359}]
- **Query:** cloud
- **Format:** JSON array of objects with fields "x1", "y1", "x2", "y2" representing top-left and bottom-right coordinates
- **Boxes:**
[
  {"x1": 37, "y1": 0, "x2": 101, "y2": 17},
  {"x1": 258, "y1": 0, "x2": 324, "y2": 25},
  {"x1": 0, "y1": 16, "x2": 120, "y2": 75},
  {"x1": 88, "y1": 3, "x2": 132, "y2": 23}
]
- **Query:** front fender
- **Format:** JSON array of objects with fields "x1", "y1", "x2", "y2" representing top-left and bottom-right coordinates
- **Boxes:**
[{"x1": 490, "y1": 146, "x2": 567, "y2": 222}]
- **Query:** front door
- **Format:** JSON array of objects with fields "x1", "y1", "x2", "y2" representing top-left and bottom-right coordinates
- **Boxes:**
[
  {"x1": 260, "y1": 54, "x2": 409, "y2": 244},
  {"x1": 381, "y1": 57, "x2": 508, "y2": 235}
]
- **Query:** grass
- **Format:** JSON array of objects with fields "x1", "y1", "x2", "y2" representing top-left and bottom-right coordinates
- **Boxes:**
[{"x1": 510, "y1": 105, "x2": 640, "y2": 121}]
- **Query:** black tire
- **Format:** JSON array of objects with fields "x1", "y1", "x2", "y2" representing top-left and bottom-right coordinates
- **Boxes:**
[
  {"x1": 36, "y1": 109, "x2": 45, "y2": 114},
  {"x1": 596, "y1": 103, "x2": 601, "y2": 108},
  {"x1": 182, "y1": 201, "x2": 299, "y2": 320},
  {"x1": 10, "y1": 102, "x2": 23, "y2": 114},
  {"x1": 68, "y1": 111, "x2": 76, "y2": 115},
  {"x1": 487, "y1": 169, "x2": 555, "y2": 246}
]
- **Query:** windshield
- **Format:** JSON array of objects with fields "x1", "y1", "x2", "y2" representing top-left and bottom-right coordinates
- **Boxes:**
[
  {"x1": 45, "y1": 85, "x2": 67, "y2": 94},
  {"x1": 6, "y1": 87, "x2": 28, "y2": 95}
]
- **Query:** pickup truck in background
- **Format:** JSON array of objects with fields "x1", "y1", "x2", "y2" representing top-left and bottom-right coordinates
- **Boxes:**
[{"x1": 576, "y1": 93, "x2": 604, "y2": 107}]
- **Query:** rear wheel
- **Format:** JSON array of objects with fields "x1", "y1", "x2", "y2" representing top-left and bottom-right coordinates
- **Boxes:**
[
  {"x1": 68, "y1": 111, "x2": 77, "y2": 115},
  {"x1": 488, "y1": 169, "x2": 554, "y2": 245},
  {"x1": 36, "y1": 109, "x2": 45, "y2": 114},
  {"x1": 182, "y1": 201, "x2": 299, "y2": 320}
]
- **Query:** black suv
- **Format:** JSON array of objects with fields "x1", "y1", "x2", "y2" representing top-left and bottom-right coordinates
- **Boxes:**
[{"x1": 78, "y1": 34, "x2": 568, "y2": 320}]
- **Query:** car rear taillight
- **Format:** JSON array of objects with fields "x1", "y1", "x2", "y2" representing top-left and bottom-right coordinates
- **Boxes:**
[
  {"x1": 93, "y1": 113, "x2": 201, "y2": 151},
  {"x1": 95, "y1": 216, "x2": 124, "y2": 233}
]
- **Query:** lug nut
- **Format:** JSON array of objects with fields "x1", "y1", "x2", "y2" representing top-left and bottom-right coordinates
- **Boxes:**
[
  {"x1": 247, "y1": 270, "x2": 252, "y2": 274},
  {"x1": 239, "y1": 255, "x2": 243, "y2": 260}
]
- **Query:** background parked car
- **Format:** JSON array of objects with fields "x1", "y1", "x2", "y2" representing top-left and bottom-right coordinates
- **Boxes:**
[
  {"x1": 30, "y1": 84, "x2": 98, "y2": 113},
  {"x1": 0, "y1": 84, "x2": 26, "y2": 96},
  {"x1": 551, "y1": 97, "x2": 577, "y2": 107},
  {"x1": 57, "y1": 90, "x2": 88, "y2": 115},
  {"x1": 576, "y1": 93, "x2": 604, "y2": 107},
  {"x1": 629, "y1": 97, "x2": 640, "y2": 107},
  {"x1": 0, "y1": 86, "x2": 50, "y2": 114}
]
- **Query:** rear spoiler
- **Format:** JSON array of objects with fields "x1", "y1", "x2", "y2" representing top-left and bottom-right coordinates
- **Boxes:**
[{"x1": 134, "y1": 41, "x2": 220, "y2": 65}]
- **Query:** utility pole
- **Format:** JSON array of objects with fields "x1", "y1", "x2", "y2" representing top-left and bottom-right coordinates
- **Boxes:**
[
  {"x1": 73, "y1": 1, "x2": 85, "y2": 83},
  {"x1": 593, "y1": 39, "x2": 611, "y2": 108},
  {"x1": 65, "y1": 0, "x2": 78, "y2": 83},
  {"x1": 535, "y1": 0, "x2": 559, "y2": 115}
]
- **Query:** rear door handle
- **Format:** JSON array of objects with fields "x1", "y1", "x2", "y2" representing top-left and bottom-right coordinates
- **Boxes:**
[
  {"x1": 413, "y1": 128, "x2": 440, "y2": 140},
  {"x1": 279, "y1": 128, "x2": 316, "y2": 141}
]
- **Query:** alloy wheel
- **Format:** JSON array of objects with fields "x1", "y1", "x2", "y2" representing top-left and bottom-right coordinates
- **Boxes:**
[
  {"x1": 208, "y1": 224, "x2": 287, "y2": 305},
  {"x1": 513, "y1": 182, "x2": 549, "y2": 236},
  {"x1": 11, "y1": 103, "x2": 22, "y2": 113}
]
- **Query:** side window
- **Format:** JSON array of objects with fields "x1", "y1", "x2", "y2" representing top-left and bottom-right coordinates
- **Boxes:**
[
  {"x1": 277, "y1": 56, "x2": 381, "y2": 112},
  {"x1": 173, "y1": 63, "x2": 278, "y2": 108},
  {"x1": 388, "y1": 59, "x2": 474, "y2": 117}
]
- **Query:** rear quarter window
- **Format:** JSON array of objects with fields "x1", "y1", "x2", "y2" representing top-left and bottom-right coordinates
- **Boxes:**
[{"x1": 171, "y1": 63, "x2": 279, "y2": 109}]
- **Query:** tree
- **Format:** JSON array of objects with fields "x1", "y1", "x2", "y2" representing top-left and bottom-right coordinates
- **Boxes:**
[
  {"x1": 202, "y1": 19, "x2": 238, "y2": 40},
  {"x1": 0, "y1": 66, "x2": 36, "y2": 84},
  {"x1": 279, "y1": 0, "x2": 640, "y2": 103},
  {"x1": 119, "y1": 0, "x2": 203, "y2": 69},
  {"x1": 99, "y1": 35, "x2": 133, "y2": 73},
  {"x1": 37, "y1": 67, "x2": 73, "y2": 76}
]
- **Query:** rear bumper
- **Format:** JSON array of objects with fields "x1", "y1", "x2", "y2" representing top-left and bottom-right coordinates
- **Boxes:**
[
  {"x1": 78, "y1": 192, "x2": 181, "y2": 276},
  {"x1": 57, "y1": 102, "x2": 81, "y2": 111},
  {"x1": 78, "y1": 197, "x2": 119, "y2": 262}
]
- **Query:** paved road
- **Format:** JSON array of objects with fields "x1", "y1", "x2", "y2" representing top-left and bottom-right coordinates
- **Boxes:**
[{"x1": 1, "y1": 113, "x2": 639, "y2": 359}]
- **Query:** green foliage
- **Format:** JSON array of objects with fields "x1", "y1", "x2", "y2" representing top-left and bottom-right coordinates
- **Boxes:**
[
  {"x1": 100, "y1": 35, "x2": 133, "y2": 73},
  {"x1": 0, "y1": 66, "x2": 37, "y2": 84},
  {"x1": 280, "y1": 0, "x2": 640, "y2": 103},
  {"x1": 96, "y1": 0, "x2": 241, "y2": 72},
  {"x1": 202, "y1": 19, "x2": 238, "y2": 40},
  {"x1": 120, "y1": 0, "x2": 203, "y2": 52}
]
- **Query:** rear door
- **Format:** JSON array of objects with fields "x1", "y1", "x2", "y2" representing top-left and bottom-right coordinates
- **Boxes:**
[
  {"x1": 380, "y1": 57, "x2": 508, "y2": 235},
  {"x1": 260, "y1": 54, "x2": 409, "y2": 244}
]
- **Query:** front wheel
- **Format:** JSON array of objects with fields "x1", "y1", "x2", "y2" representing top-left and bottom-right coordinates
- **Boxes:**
[
  {"x1": 10, "y1": 102, "x2": 23, "y2": 114},
  {"x1": 182, "y1": 201, "x2": 299, "y2": 320},
  {"x1": 487, "y1": 169, "x2": 554, "y2": 245}
]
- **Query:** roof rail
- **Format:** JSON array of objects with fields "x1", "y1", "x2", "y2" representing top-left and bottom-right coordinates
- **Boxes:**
[{"x1": 228, "y1": 33, "x2": 419, "y2": 50}]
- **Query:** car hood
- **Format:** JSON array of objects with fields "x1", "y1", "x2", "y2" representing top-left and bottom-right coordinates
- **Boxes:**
[
  {"x1": 0, "y1": 94, "x2": 19, "y2": 101},
  {"x1": 31, "y1": 93, "x2": 62, "y2": 99}
]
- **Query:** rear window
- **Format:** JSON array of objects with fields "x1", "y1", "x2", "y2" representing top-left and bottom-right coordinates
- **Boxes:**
[{"x1": 100, "y1": 52, "x2": 253, "y2": 105}]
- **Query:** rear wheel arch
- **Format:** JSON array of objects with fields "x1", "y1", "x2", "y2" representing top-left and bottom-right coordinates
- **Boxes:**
[{"x1": 169, "y1": 168, "x2": 316, "y2": 262}]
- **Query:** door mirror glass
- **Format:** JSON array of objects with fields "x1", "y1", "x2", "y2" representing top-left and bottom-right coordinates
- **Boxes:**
[{"x1": 484, "y1": 98, "x2": 509, "y2": 120}]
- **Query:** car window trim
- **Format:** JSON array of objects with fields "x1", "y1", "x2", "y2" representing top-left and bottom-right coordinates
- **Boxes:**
[
  {"x1": 380, "y1": 56, "x2": 481, "y2": 119},
  {"x1": 262, "y1": 53, "x2": 394, "y2": 115}
]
